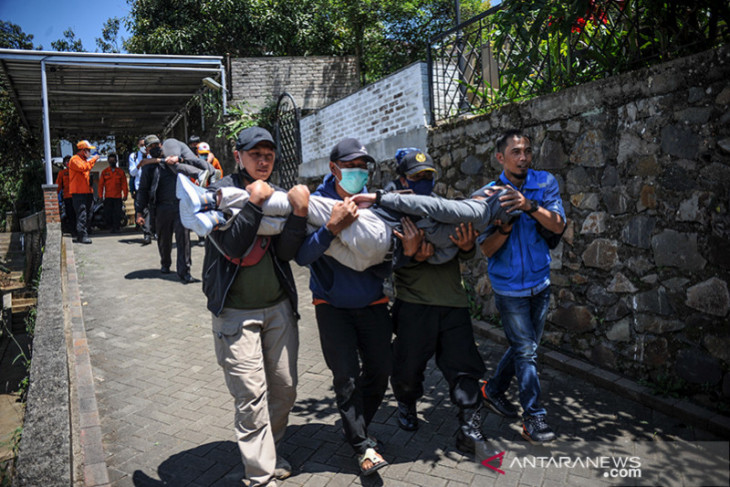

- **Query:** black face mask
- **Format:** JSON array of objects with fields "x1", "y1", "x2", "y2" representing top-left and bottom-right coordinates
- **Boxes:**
[{"x1": 149, "y1": 147, "x2": 163, "y2": 158}]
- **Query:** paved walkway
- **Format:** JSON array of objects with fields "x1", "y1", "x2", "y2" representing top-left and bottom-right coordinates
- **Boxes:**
[{"x1": 71, "y1": 229, "x2": 724, "y2": 487}]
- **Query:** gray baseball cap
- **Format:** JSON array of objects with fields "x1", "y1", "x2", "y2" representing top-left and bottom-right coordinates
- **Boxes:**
[
  {"x1": 236, "y1": 127, "x2": 275, "y2": 151},
  {"x1": 144, "y1": 134, "x2": 160, "y2": 146}
]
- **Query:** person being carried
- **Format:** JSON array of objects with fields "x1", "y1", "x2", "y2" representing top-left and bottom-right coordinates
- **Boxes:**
[
  {"x1": 176, "y1": 171, "x2": 518, "y2": 272},
  {"x1": 136, "y1": 135, "x2": 219, "y2": 187}
]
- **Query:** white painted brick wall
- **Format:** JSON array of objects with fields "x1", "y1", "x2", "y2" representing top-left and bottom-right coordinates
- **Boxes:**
[
  {"x1": 300, "y1": 62, "x2": 430, "y2": 177},
  {"x1": 230, "y1": 56, "x2": 359, "y2": 111}
]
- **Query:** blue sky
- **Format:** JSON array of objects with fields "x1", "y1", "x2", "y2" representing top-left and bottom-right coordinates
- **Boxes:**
[{"x1": 1, "y1": 0, "x2": 132, "y2": 52}]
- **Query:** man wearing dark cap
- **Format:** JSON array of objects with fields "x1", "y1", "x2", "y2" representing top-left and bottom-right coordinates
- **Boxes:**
[
  {"x1": 382, "y1": 148, "x2": 488, "y2": 455},
  {"x1": 202, "y1": 127, "x2": 310, "y2": 487},
  {"x1": 135, "y1": 136, "x2": 194, "y2": 282},
  {"x1": 295, "y1": 138, "x2": 420, "y2": 476}
]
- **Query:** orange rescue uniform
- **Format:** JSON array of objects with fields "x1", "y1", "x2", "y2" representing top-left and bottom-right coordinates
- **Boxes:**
[
  {"x1": 68, "y1": 152, "x2": 99, "y2": 195},
  {"x1": 55, "y1": 168, "x2": 70, "y2": 196},
  {"x1": 98, "y1": 167, "x2": 129, "y2": 199},
  {"x1": 211, "y1": 156, "x2": 223, "y2": 176}
]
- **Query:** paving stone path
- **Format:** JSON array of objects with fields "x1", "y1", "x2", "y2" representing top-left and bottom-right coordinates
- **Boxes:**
[{"x1": 72, "y1": 229, "x2": 721, "y2": 487}]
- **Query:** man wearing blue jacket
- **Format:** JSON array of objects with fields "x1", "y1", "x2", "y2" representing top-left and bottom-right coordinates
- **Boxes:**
[
  {"x1": 295, "y1": 138, "x2": 420, "y2": 476},
  {"x1": 476, "y1": 129, "x2": 566, "y2": 444}
]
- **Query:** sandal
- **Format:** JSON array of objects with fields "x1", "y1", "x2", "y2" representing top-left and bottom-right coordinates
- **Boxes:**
[{"x1": 358, "y1": 447, "x2": 388, "y2": 476}]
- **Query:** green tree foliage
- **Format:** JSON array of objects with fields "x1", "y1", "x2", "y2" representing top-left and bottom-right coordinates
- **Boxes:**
[
  {"x1": 0, "y1": 23, "x2": 44, "y2": 226},
  {"x1": 96, "y1": 17, "x2": 122, "y2": 53},
  {"x1": 51, "y1": 28, "x2": 86, "y2": 52},
  {"x1": 0, "y1": 21, "x2": 35, "y2": 50},
  {"x1": 124, "y1": 0, "x2": 489, "y2": 83}
]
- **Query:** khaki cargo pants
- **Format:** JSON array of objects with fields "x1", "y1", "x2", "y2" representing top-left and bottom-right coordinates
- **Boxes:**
[{"x1": 212, "y1": 300, "x2": 298, "y2": 487}]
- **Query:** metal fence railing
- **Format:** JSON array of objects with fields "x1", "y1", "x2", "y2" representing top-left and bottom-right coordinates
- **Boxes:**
[
  {"x1": 272, "y1": 92, "x2": 302, "y2": 190},
  {"x1": 428, "y1": 0, "x2": 730, "y2": 125}
]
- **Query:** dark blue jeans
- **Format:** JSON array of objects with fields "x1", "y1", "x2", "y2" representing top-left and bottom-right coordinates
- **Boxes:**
[{"x1": 486, "y1": 287, "x2": 550, "y2": 418}]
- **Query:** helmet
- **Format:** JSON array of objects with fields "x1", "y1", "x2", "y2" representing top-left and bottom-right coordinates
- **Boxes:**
[
  {"x1": 197, "y1": 142, "x2": 211, "y2": 154},
  {"x1": 77, "y1": 140, "x2": 96, "y2": 150}
]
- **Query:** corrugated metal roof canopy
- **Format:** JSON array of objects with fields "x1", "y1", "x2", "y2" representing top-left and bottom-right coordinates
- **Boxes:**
[{"x1": 0, "y1": 49, "x2": 224, "y2": 139}]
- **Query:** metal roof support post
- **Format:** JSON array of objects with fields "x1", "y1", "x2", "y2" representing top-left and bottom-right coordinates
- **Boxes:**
[
  {"x1": 40, "y1": 59, "x2": 53, "y2": 185},
  {"x1": 220, "y1": 64, "x2": 227, "y2": 115},
  {"x1": 200, "y1": 94, "x2": 205, "y2": 132},
  {"x1": 183, "y1": 113, "x2": 188, "y2": 144}
]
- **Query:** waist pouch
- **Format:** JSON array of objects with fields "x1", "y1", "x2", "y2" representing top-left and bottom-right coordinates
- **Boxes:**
[{"x1": 224, "y1": 236, "x2": 271, "y2": 267}]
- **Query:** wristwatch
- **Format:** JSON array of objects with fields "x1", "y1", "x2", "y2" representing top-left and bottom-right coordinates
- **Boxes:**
[
  {"x1": 526, "y1": 199, "x2": 539, "y2": 214},
  {"x1": 375, "y1": 189, "x2": 385, "y2": 206}
]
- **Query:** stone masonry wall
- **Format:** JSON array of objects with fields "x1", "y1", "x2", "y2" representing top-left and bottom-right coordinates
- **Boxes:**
[
  {"x1": 427, "y1": 45, "x2": 730, "y2": 406},
  {"x1": 299, "y1": 62, "x2": 430, "y2": 178},
  {"x1": 230, "y1": 56, "x2": 360, "y2": 112}
]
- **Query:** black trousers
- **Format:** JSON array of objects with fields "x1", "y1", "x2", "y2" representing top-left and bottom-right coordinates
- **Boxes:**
[
  {"x1": 62, "y1": 197, "x2": 76, "y2": 234},
  {"x1": 103, "y1": 198, "x2": 123, "y2": 231},
  {"x1": 315, "y1": 303, "x2": 392, "y2": 454},
  {"x1": 144, "y1": 206, "x2": 155, "y2": 238},
  {"x1": 155, "y1": 203, "x2": 191, "y2": 277},
  {"x1": 390, "y1": 300, "x2": 486, "y2": 409},
  {"x1": 133, "y1": 192, "x2": 154, "y2": 238},
  {"x1": 72, "y1": 193, "x2": 93, "y2": 240}
]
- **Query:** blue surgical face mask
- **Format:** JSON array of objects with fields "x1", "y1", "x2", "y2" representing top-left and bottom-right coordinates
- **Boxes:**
[
  {"x1": 337, "y1": 168, "x2": 369, "y2": 194},
  {"x1": 406, "y1": 178, "x2": 435, "y2": 196}
]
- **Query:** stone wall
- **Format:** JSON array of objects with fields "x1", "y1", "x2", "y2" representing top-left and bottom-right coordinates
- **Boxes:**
[
  {"x1": 427, "y1": 45, "x2": 730, "y2": 404},
  {"x1": 299, "y1": 62, "x2": 430, "y2": 178},
  {"x1": 230, "y1": 56, "x2": 360, "y2": 112}
]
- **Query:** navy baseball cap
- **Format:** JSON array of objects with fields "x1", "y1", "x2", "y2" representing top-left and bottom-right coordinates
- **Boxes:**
[
  {"x1": 330, "y1": 138, "x2": 375, "y2": 164},
  {"x1": 399, "y1": 150, "x2": 436, "y2": 176},
  {"x1": 236, "y1": 127, "x2": 275, "y2": 151}
]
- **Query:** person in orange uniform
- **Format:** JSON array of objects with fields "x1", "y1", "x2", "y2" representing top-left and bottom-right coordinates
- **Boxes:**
[
  {"x1": 69, "y1": 140, "x2": 99, "y2": 244},
  {"x1": 55, "y1": 155, "x2": 76, "y2": 235},
  {"x1": 193, "y1": 142, "x2": 222, "y2": 246},
  {"x1": 197, "y1": 142, "x2": 223, "y2": 180},
  {"x1": 98, "y1": 153, "x2": 129, "y2": 233}
]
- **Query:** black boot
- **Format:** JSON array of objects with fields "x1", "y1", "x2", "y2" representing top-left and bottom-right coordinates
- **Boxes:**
[
  {"x1": 396, "y1": 401, "x2": 418, "y2": 431},
  {"x1": 455, "y1": 406, "x2": 486, "y2": 454}
]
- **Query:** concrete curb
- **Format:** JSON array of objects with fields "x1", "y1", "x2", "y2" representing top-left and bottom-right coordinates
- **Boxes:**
[
  {"x1": 64, "y1": 238, "x2": 110, "y2": 487},
  {"x1": 472, "y1": 320, "x2": 730, "y2": 438},
  {"x1": 13, "y1": 223, "x2": 70, "y2": 487}
]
